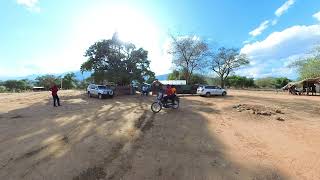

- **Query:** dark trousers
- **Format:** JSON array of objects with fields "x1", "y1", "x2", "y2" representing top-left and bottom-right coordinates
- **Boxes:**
[
  {"x1": 163, "y1": 94, "x2": 175, "y2": 103},
  {"x1": 52, "y1": 95, "x2": 60, "y2": 107}
]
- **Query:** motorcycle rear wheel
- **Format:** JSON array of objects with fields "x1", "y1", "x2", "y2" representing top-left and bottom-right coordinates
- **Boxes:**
[{"x1": 172, "y1": 100, "x2": 179, "y2": 109}]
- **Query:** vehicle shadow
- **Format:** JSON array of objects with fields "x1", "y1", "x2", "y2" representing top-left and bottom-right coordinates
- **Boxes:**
[{"x1": 0, "y1": 93, "x2": 288, "y2": 180}]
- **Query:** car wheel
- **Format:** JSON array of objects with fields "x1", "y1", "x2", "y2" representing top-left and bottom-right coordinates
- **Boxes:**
[
  {"x1": 222, "y1": 91, "x2": 227, "y2": 96},
  {"x1": 98, "y1": 94, "x2": 103, "y2": 99},
  {"x1": 108, "y1": 91, "x2": 114, "y2": 98},
  {"x1": 206, "y1": 92, "x2": 211, "y2": 97}
]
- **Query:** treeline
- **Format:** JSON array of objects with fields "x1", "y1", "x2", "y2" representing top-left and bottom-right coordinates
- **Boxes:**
[
  {"x1": 221, "y1": 76, "x2": 290, "y2": 89},
  {"x1": 0, "y1": 79, "x2": 33, "y2": 92},
  {"x1": 0, "y1": 73, "x2": 87, "y2": 93},
  {"x1": 167, "y1": 70, "x2": 291, "y2": 89},
  {"x1": 80, "y1": 31, "x2": 319, "y2": 88},
  {"x1": 226, "y1": 76, "x2": 291, "y2": 89}
]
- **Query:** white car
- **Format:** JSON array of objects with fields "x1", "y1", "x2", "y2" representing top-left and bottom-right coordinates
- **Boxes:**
[
  {"x1": 197, "y1": 85, "x2": 227, "y2": 97},
  {"x1": 87, "y1": 84, "x2": 114, "y2": 99}
]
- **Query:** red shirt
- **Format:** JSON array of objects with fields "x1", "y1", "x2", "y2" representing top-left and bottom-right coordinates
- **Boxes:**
[
  {"x1": 166, "y1": 87, "x2": 173, "y2": 96},
  {"x1": 50, "y1": 85, "x2": 59, "y2": 95}
]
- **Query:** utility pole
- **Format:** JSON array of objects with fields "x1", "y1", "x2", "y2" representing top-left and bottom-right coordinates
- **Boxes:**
[{"x1": 61, "y1": 77, "x2": 63, "y2": 90}]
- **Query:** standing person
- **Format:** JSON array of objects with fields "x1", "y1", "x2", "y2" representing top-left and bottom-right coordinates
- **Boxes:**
[
  {"x1": 152, "y1": 79, "x2": 162, "y2": 96},
  {"x1": 142, "y1": 85, "x2": 148, "y2": 96},
  {"x1": 311, "y1": 83, "x2": 316, "y2": 96},
  {"x1": 50, "y1": 83, "x2": 61, "y2": 107}
]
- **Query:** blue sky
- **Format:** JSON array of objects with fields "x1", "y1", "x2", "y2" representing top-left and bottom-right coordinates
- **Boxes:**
[{"x1": 0, "y1": 0, "x2": 320, "y2": 80}]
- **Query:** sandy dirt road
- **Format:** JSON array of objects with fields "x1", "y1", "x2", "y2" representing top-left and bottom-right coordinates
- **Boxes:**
[{"x1": 0, "y1": 90, "x2": 320, "y2": 180}]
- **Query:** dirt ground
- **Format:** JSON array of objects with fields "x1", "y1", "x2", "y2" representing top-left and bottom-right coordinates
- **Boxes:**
[{"x1": 0, "y1": 90, "x2": 320, "y2": 180}]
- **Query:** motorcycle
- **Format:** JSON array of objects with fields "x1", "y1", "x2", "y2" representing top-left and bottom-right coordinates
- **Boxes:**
[{"x1": 151, "y1": 93, "x2": 179, "y2": 113}]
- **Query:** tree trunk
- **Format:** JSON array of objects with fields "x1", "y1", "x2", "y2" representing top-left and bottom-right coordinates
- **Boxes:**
[
  {"x1": 185, "y1": 72, "x2": 190, "y2": 85},
  {"x1": 220, "y1": 77, "x2": 225, "y2": 88}
]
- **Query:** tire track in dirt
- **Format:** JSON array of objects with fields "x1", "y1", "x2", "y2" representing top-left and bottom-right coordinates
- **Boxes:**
[
  {"x1": 105, "y1": 97, "x2": 156, "y2": 179},
  {"x1": 0, "y1": 135, "x2": 70, "y2": 179},
  {"x1": 106, "y1": 113, "x2": 156, "y2": 180},
  {"x1": 1, "y1": 136, "x2": 69, "y2": 171}
]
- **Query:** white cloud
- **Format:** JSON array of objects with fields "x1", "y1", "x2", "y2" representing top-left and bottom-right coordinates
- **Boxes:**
[
  {"x1": 271, "y1": 19, "x2": 278, "y2": 26},
  {"x1": 249, "y1": 20, "x2": 270, "y2": 37},
  {"x1": 16, "y1": 0, "x2": 40, "y2": 12},
  {"x1": 275, "y1": 0, "x2": 295, "y2": 17},
  {"x1": 313, "y1": 11, "x2": 320, "y2": 21},
  {"x1": 239, "y1": 24, "x2": 320, "y2": 79},
  {"x1": 243, "y1": 40, "x2": 251, "y2": 44},
  {"x1": 244, "y1": 0, "x2": 297, "y2": 46}
]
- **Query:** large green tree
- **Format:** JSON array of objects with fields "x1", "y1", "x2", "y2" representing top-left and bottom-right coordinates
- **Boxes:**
[
  {"x1": 210, "y1": 47, "x2": 249, "y2": 88},
  {"x1": 81, "y1": 33, "x2": 154, "y2": 85},
  {"x1": 295, "y1": 58, "x2": 320, "y2": 80},
  {"x1": 290, "y1": 47, "x2": 320, "y2": 80},
  {"x1": 62, "y1": 73, "x2": 78, "y2": 89}
]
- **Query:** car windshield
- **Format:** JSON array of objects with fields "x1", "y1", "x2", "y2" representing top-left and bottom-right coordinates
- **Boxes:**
[{"x1": 98, "y1": 86, "x2": 107, "y2": 89}]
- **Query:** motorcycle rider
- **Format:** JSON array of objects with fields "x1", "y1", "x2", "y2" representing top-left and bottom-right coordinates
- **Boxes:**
[
  {"x1": 171, "y1": 85, "x2": 177, "y2": 102},
  {"x1": 163, "y1": 84, "x2": 174, "y2": 104},
  {"x1": 171, "y1": 85, "x2": 177, "y2": 95}
]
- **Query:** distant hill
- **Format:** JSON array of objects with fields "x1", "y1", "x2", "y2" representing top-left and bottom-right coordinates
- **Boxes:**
[
  {"x1": 0, "y1": 71, "x2": 92, "y2": 81},
  {"x1": 1, "y1": 71, "x2": 168, "y2": 82},
  {"x1": 72, "y1": 71, "x2": 92, "y2": 80},
  {"x1": 155, "y1": 74, "x2": 169, "y2": 81}
]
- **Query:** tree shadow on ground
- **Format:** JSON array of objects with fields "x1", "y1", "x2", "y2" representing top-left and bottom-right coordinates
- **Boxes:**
[{"x1": 0, "y1": 92, "x2": 288, "y2": 180}]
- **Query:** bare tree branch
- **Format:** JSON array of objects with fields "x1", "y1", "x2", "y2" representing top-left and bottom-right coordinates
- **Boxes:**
[
  {"x1": 169, "y1": 33, "x2": 209, "y2": 84},
  {"x1": 210, "y1": 47, "x2": 250, "y2": 88}
]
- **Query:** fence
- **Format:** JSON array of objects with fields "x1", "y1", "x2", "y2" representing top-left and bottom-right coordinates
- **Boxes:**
[{"x1": 114, "y1": 85, "x2": 134, "y2": 96}]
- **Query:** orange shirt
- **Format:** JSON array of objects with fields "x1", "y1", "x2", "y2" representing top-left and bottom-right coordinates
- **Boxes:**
[{"x1": 172, "y1": 87, "x2": 177, "y2": 94}]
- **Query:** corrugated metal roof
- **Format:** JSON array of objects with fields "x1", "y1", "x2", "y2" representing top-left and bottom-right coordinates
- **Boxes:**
[{"x1": 159, "y1": 80, "x2": 187, "y2": 85}]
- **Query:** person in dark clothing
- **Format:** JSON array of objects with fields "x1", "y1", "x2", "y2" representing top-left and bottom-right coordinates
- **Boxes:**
[
  {"x1": 311, "y1": 84, "x2": 316, "y2": 96},
  {"x1": 50, "y1": 83, "x2": 61, "y2": 107}
]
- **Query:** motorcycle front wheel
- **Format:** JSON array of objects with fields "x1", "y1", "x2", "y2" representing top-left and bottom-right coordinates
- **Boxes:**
[{"x1": 151, "y1": 102, "x2": 162, "y2": 113}]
